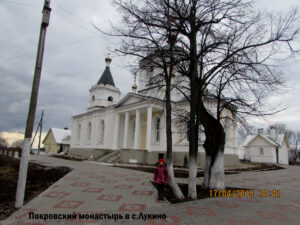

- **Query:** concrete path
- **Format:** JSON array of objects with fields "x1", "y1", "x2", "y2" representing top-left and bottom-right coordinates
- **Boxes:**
[{"x1": 1, "y1": 155, "x2": 300, "y2": 225}]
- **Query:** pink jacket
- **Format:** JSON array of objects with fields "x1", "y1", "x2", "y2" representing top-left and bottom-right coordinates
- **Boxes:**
[{"x1": 154, "y1": 164, "x2": 168, "y2": 184}]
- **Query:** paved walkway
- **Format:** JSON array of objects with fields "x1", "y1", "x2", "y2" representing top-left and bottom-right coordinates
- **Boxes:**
[{"x1": 1, "y1": 155, "x2": 300, "y2": 225}]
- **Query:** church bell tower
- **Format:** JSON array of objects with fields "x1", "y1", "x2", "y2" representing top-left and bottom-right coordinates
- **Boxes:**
[{"x1": 88, "y1": 55, "x2": 120, "y2": 110}]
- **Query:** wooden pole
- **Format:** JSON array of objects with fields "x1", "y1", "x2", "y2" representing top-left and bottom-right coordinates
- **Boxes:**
[
  {"x1": 15, "y1": 0, "x2": 51, "y2": 208},
  {"x1": 38, "y1": 110, "x2": 44, "y2": 155}
]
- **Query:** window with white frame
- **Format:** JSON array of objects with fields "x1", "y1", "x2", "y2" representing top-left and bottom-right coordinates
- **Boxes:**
[
  {"x1": 77, "y1": 124, "x2": 81, "y2": 143},
  {"x1": 99, "y1": 119, "x2": 105, "y2": 144},
  {"x1": 132, "y1": 120, "x2": 136, "y2": 146},
  {"x1": 224, "y1": 117, "x2": 231, "y2": 145},
  {"x1": 260, "y1": 147, "x2": 264, "y2": 155},
  {"x1": 186, "y1": 121, "x2": 190, "y2": 142},
  {"x1": 155, "y1": 118, "x2": 161, "y2": 142},
  {"x1": 87, "y1": 122, "x2": 92, "y2": 142}
]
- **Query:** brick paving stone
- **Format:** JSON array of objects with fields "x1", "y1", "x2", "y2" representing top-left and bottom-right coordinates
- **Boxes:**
[
  {"x1": 227, "y1": 219, "x2": 262, "y2": 225},
  {"x1": 1, "y1": 155, "x2": 300, "y2": 225},
  {"x1": 97, "y1": 194, "x2": 123, "y2": 202},
  {"x1": 53, "y1": 200, "x2": 85, "y2": 209},
  {"x1": 44, "y1": 191, "x2": 69, "y2": 199},
  {"x1": 118, "y1": 204, "x2": 146, "y2": 212}
]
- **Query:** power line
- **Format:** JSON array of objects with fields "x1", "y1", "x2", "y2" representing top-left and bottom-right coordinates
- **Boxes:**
[
  {"x1": 0, "y1": 23, "x2": 103, "y2": 55},
  {"x1": 51, "y1": 2, "x2": 107, "y2": 37},
  {"x1": 0, "y1": 0, "x2": 103, "y2": 55},
  {"x1": 0, "y1": 0, "x2": 39, "y2": 7},
  {"x1": 0, "y1": 1, "x2": 113, "y2": 62},
  {"x1": 52, "y1": 10, "x2": 99, "y2": 37},
  {"x1": 1, "y1": 35, "x2": 102, "y2": 60},
  {"x1": 0, "y1": 30, "x2": 90, "y2": 56},
  {"x1": 53, "y1": 3, "x2": 93, "y2": 28}
]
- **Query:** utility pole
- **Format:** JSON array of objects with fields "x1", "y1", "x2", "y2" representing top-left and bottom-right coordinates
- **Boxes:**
[
  {"x1": 38, "y1": 110, "x2": 44, "y2": 155},
  {"x1": 30, "y1": 110, "x2": 43, "y2": 152},
  {"x1": 15, "y1": 0, "x2": 51, "y2": 208}
]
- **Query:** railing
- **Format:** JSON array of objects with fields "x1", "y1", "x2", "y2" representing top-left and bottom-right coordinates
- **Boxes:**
[{"x1": 0, "y1": 147, "x2": 22, "y2": 158}]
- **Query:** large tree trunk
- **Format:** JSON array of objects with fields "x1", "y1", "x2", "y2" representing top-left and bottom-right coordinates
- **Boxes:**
[
  {"x1": 203, "y1": 154, "x2": 211, "y2": 188},
  {"x1": 165, "y1": 94, "x2": 184, "y2": 199},
  {"x1": 165, "y1": 44, "x2": 184, "y2": 199},
  {"x1": 167, "y1": 162, "x2": 184, "y2": 199},
  {"x1": 203, "y1": 151, "x2": 225, "y2": 189},
  {"x1": 187, "y1": 24, "x2": 199, "y2": 199},
  {"x1": 187, "y1": 84, "x2": 199, "y2": 199},
  {"x1": 208, "y1": 151, "x2": 224, "y2": 189},
  {"x1": 188, "y1": 154, "x2": 198, "y2": 199},
  {"x1": 165, "y1": 95, "x2": 184, "y2": 199},
  {"x1": 199, "y1": 101, "x2": 226, "y2": 190}
]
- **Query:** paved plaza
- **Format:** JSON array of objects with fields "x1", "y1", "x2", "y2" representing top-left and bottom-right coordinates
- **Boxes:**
[{"x1": 1, "y1": 155, "x2": 300, "y2": 225}]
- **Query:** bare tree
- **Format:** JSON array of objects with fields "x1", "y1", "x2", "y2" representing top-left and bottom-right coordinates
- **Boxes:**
[
  {"x1": 267, "y1": 123, "x2": 288, "y2": 136},
  {"x1": 103, "y1": 0, "x2": 298, "y2": 199},
  {"x1": 288, "y1": 130, "x2": 300, "y2": 162},
  {"x1": 10, "y1": 139, "x2": 24, "y2": 148},
  {"x1": 237, "y1": 121, "x2": 255, "y2": 144},
  {"x1": 0, "y1": 136, "x2": 8, "y2": 148},
  {"x1": 98, "y1": 0, "x2": 185, "y2": 199},
  {"x1": 161, "y1": 0, "x2": 298, "y2": 198},
  {"x1": 291, "y1": 131, "x2": 300, "y2": 150},
  {"x1": 266, "y1": 123, "x2": 300, "y2": 161}
]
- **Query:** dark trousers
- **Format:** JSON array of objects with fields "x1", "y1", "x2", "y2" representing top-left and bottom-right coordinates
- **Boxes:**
[{"x1": 157, "y1": 183, "x2": 165, "y2": 200}]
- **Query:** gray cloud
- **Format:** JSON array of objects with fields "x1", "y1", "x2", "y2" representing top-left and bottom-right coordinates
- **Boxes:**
[{"x1": 0, "y1": 0, "x2": 299, "y2": 134}]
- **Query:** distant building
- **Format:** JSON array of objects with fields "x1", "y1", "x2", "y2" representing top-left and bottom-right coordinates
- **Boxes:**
[
  {"x1": 69, "y1": 54, "x2": 240, "y2": 166},
  {"x1": 243, "y1": 128, "x2": 290, "y2": 165},
  {"x1": 43, "y1": 128, "x2": 71, "y2": 154}
]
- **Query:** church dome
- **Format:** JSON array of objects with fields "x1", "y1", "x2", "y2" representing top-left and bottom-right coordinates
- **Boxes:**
[{"x1": 97, "y1": 57, "x2": 115, "y2": 86}]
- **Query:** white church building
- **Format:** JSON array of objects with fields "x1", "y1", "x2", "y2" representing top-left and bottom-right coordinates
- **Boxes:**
[{"x1": 69, "y1": 55, "x2": 240, "y2": 167}]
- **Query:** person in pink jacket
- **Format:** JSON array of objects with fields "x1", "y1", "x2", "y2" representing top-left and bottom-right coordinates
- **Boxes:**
[{"x1": 154, "y1": 159, "x2": 168, "y2": 201}]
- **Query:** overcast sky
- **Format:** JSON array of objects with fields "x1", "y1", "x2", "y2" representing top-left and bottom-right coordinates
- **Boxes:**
[{"x1": 0, "y1": 0, "x2": 299, "y2": 135}]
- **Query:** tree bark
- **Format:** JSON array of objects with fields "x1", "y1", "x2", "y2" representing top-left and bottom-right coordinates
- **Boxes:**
[
  {"x1": 199, "y1": 101, "x2": 226, "y2": 190},
  {"x1": 167, "y1": 162, "x2": 184, "y2": 199},
  {"x1": 165, "y1": 88, "x2": 184, "y2": 199},
  {"x1": 203, "y1": 154, "x2": 211, "y2": 188},
  {"x1": 165, "y1": 36, "x2": 184, "y2": 199},
  {"x1": 208, "y1": 151, "x2": 224, "y2": 189},
  {"x1": 187, "y1": 82, "x2": 199, "y2": 199},
  {"x1": 188, "y1": 155, "x2": 197, "y2": 199},
  {"x1": 203, "y1": 151, "x2": 225, "y2": 189},
  {"x1": 187, "y1": 23, "x2": 199, "y2": 199},
  {"x1": 165, "y1": 90, "x2": 184, "y2": 199}
]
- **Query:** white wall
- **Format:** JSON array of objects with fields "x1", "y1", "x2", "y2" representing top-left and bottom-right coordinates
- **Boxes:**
[
  {"x1": 89, "y1": 85, "x2": 120, "y2": 108},
  {"x1": 246, "y1": 136, "x2": 276, "y2": 163},
  {"x1": 70, "y1": 109, "x2": 115, "y2": 150},
  {"x1": 278, "y1": 140, "x2": 289, "y2": 165}
]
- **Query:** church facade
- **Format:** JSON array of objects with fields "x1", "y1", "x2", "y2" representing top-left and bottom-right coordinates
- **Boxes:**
[{"x1": 69, "y1": 56, "x2": 240, "y2": 167}]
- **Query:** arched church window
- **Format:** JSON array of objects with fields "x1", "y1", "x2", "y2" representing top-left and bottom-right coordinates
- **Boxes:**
[
  {"x1": 87, "y1": 122, "x2": 92, "y2": 142},
  {"x1": 77, "y1": 124, "x2": 81, "y2": 142},
  {"x1": 99, "y1": 120, "x2": 105, "y2": 143},
  {"x1": 132, "y1": 120, "x2": 136, "y2": 145},
  {"x1": 155, "y1": 118, "x2": 160, "y2": 142},
  {"x1": 225, "y1": 117, "x2": 231, "y2": 145},
  {"x1": 91, "y1": 95, "x2": 95, "y2": 101},
  {"x1": 186, "y1": 121, "x2": 190, "y2": 142},
  {"x1": 108, "y1": 96, "x2": 113, "y2": 102}
]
